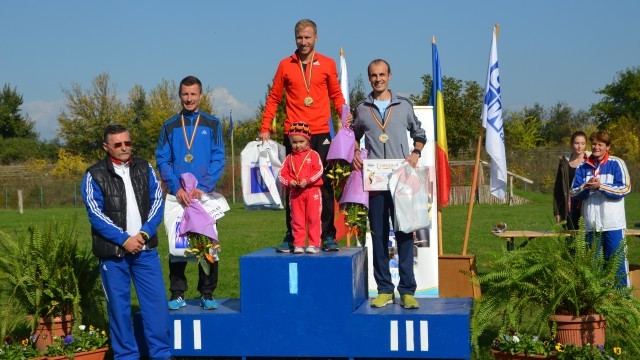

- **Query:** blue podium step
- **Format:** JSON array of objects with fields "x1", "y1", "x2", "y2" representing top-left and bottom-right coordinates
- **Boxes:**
[{"x1": 135, "y1": 247, "x2": 472, "y2": 359}]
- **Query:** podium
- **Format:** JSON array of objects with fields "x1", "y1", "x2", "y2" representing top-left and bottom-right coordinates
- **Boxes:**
[{"x1": 135, "y1": 247, "x2": 472, "y2": 359}]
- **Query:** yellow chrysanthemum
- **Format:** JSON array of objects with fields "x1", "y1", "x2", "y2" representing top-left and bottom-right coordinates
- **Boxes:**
[
  {"x1": 614, "y1": 347, "x2": 622, "y2": 355},
  {"x1": 555, "y1": 343, "x2": 565, "y2": 352}
]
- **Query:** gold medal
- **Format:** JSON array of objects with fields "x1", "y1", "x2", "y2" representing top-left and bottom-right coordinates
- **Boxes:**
[
  {"x1": 181, "y1": 113, "x2": 201, "y2": 164},
  {"x1": 299, "y1": 52, "x2": 315, "y2": 108},
  {"x1": 379, "y1": 133, "x2": 389, "y2": 143}
]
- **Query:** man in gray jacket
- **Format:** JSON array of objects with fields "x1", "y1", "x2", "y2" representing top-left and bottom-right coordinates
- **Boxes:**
[{"x1": 351, "y1": 59, "x2": 426, "y2": 309}]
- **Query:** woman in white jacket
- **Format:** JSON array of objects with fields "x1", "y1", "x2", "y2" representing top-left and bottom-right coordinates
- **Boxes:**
[{"x1": 571, "y1": 130, "x2": 631, "y2": 287}]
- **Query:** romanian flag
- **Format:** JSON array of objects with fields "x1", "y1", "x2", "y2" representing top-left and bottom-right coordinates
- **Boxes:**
[{"x1": 430, "y1": 37, "x2": 451, "y2": 207}]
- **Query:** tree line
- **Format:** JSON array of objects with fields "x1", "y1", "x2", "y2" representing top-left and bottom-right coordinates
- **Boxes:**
[{"x1": 1, "y1": 67, "x2": 639, "y2": 179}]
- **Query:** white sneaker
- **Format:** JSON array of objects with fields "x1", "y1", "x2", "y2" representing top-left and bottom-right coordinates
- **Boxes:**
[
  {"x1": 306, "y1": 246, "x2": 318, "y2": 254},
  {"x1": 293, "y1": 246, "x2": 304, "y2": 254}
]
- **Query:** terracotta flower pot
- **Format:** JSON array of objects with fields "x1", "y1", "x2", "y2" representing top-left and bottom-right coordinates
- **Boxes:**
[
  {"x1": 31, "y1": 314, "x2": 74, "y2": 352},
  {"x1": 549, "y1": 314, "x2": 606, "y2": 347},
  {"x1": 46, "y1": 347, "x2": 109, "y2": 360},
  {"x1": 491, "y1": 349, "x2": 557, "y2": 359}
]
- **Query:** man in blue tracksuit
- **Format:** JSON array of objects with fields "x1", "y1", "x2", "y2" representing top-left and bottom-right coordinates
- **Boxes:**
[
  {"x1": 82, "y1": 124, "x2": 171, "y2": 359},
  {"x1": 156, "y1": 75, "x2": 226, "y2": 310}
]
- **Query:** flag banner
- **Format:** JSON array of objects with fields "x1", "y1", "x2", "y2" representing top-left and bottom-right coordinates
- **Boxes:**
[
  {"x1": 481, "y1": 26, "x2": 507, "y2": 200},
  {"x1": 229, "y1": 111, "x2": 234, "y2": 137},
  {"x1": 340, "y1": 47, "x2": 350, "y2": 105},
  {"x1": 429, "y1": 40, "x2": 450, "y2": 207}
]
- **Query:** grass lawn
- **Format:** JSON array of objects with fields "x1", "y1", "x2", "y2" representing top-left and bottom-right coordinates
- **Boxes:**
[
  {"x1": 2, "y1": 191, "x2": 639, "y2": 359},
  {"x1": 2, "y1": 191, "x2": 639, "y2": 298}
]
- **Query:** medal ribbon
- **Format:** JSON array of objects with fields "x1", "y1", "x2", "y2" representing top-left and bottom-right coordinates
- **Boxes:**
[
  {"x1": 181, "y1": 114, "x2": 201, "y2": 154},
  {"x1": 291, "y1": 151, "x2": 311, "y2": 181},
  {"x1": 298, "y1": 51, "x2": 315, "y2": 98},
  {"x1": 369, "y1": 102, "x2": 393, "y2": 133}
]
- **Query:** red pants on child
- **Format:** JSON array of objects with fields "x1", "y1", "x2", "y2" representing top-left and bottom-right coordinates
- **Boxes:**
[{"x1": 289, "y1": 187, "x2": 322, "y2": 247}]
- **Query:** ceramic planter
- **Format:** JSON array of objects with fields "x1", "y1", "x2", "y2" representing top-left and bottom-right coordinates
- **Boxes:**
[
  {"x1": 46, "y1": 347, "x2": 108, "y2": 360},
  {"x1": 491, "y1": 349, "x2": 557, "y2": 359},
  {"x1": 32, "y1": 314, "x2": 74, "y2": 352},
  {"x1": 549, "y1": 314, "x2": 606, "y2": 347}
]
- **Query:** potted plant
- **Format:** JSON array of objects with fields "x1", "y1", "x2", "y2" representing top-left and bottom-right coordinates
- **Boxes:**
[
  {"x1": 472, "y1": 221, "x2": 640, "y2": 357},
  {"x1": 490, "y1": 329, "x2": 557, "y2": 359},
  {"x1": 45, "y1": 324, "x2": 109, "y2": 360},
  {"x1": 554, "y1": 343, "x2": 623, "y2": 359},
  {"x1": 0, "y1": 218, "x2": 104, "y2": 352},
  {"x1": 0, "y1": 334, "x2": 43, "y2": 359}
]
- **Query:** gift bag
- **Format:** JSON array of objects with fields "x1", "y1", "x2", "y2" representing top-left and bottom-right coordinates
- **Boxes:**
[
  {"x1": 339, "y1": 148, "x2": 369, "y2": 208},
  {"x1": 389, "y1": 163, "x2": 430, "y2": 233},
  {"x1": 165, "y1": 192, "x2": 229, "y2": 258},
  {"x1": 241, "y1": 140, "x2": 283, "y2": 207},
  {"x1": 327, "y1": 104, "x2": 355, "y2": 163}
]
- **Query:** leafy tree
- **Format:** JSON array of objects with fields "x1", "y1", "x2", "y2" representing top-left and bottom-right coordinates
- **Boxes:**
[
  {"x1": 349, "y1": 74, "x2": 367, "y2": 108},
  {"x1": 0, "y1": 84, "x2": 37, "y2": 139},
  {"x1": 0, "y1": 137, "x2": 57, "y2": 165},
  {"x1": 591, "y1": 66, "x2": 640, "y2": 127},
  {"x1": 57, "y1": 73, "x2": 126, "y2": 160},
  {"x1": 50, "y1": 148, "x2": 88, "y2": 179},
  {"x1": 126, "y1": 84, "x2": 155, "y2": 161},
  {"x1": 516, "y1": 102, "x2": 593, "y2": 146},
  {"x1": 608, "y1": 115, "x2": 640, "y2": 163},
  {"x1": 503, "y1": 112, "x2": 545, "y2": 150},
  {"x1": 411, "y1": 74, "x2": 484, "y2": 156}
]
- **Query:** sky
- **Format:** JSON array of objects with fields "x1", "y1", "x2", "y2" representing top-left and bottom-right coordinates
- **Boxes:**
[{"x1": 2, "y1": 0, "x2": 639, "y2": 140}]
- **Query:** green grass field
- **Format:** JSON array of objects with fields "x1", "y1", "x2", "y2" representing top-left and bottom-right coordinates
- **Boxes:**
[
  {"x1": 2, "y1": 191, "x2": 639, "y2": 359},
  {"x1": 2, "y1": 191, "x2": 639, "y2": 299}
]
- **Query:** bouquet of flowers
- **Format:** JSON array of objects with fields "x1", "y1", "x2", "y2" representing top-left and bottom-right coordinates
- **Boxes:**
[
  {"x1": 342, "y1": 203, "x2": 368, "y2": 246},
  {"x1": 184, "y1": 233, "x2": 220, "y2": 275},
  {"x1": 178, "y1": 173, "x2": 221, "y2": 276},
  {"x1": 325, "y1": 161, "x2": 351, "y2": 200}
]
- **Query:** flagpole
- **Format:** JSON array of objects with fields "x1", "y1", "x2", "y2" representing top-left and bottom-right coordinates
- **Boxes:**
[
  {"x1": 433, "y1": 35, "x2": 444, "y2": 256},
  {"x1": 462, "y1": 132, "x2": 482, "y2": 256},
  {"x1": 230, "y1": 110, "x2": 236, "y2": 204},
  {"x1": 462, "y1": 23, "x2": 500, "y2": 255}
]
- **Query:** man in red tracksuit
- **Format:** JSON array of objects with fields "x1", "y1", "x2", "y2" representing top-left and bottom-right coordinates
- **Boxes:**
[
  {"x1": 260, "y1": 18, "x2": 347, "y2": 252},
  {"x1": 278, "y1": 121, "x2": 324, "y2": 254}
]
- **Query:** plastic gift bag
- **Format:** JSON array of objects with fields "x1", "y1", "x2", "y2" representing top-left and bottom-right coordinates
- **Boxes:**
[
  {"x1": 326, "y1": 104, "x2": 355, "y2": 163},
  {"x1": 339, "y1": 148, "x2": 369, "y2": 208},
  {"x1": 241, "y1": 139, "x2": 283, "y2": 208},
  {"x1": 388, "y1": 163, "x2": 430, "y2": 233}
]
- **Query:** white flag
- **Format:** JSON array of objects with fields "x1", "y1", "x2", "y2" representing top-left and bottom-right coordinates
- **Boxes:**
[
  {"x1": 481, "y1": 26, "x2": 507, "y2": 200},
  {"x1": 340, "y1": 47, "x2": 349, "y2": 105}
]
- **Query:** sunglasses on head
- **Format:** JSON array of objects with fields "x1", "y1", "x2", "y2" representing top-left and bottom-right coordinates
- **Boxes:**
[{"x1": 110, "y1": 141, "x2": 132, "y2": 149}]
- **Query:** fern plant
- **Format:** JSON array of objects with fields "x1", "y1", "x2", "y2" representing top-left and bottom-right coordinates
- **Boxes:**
[
  {"x1": 471, "y1": 219, "x2": 640, "y2": 357},
  {"x1": 0, "y1": 218, "x2": 102, "y2": 332}
]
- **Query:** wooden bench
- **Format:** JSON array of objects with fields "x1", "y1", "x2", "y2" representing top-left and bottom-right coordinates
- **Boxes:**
[{"x1": 492, "y1": 229, "x2": 640, "y2": 251}]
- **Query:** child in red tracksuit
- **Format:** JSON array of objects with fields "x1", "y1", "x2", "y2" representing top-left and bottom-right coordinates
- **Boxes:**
[{"x1": 278, "y1": 121, "x2": 324, "y2": 254}]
